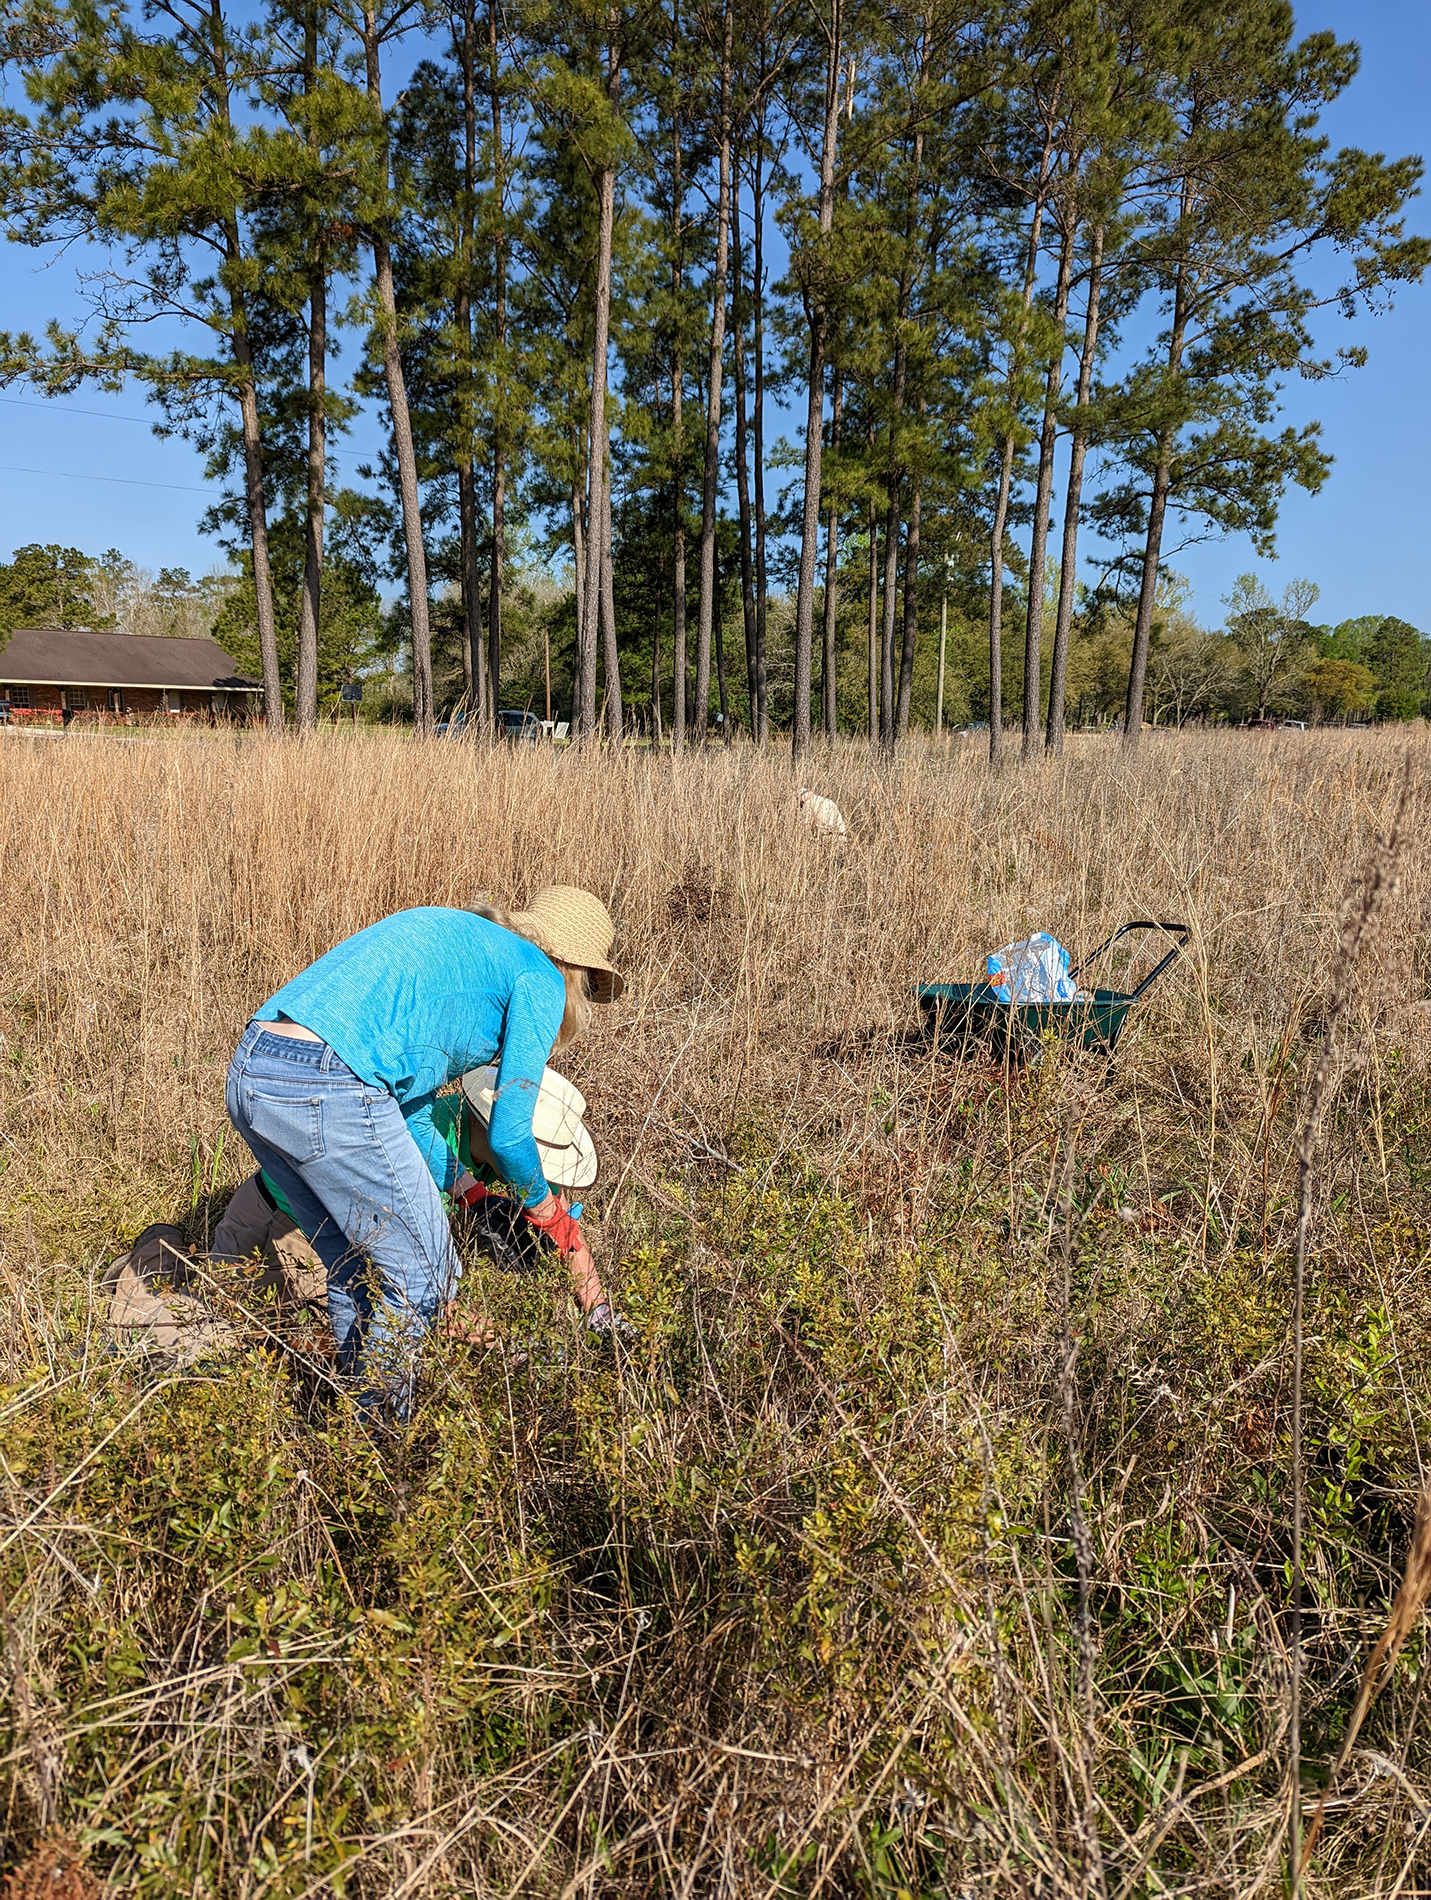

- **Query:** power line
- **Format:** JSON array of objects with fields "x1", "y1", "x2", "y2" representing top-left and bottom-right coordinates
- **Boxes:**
[
  {"x1": 0, "y1": 394, "x2": 154, "y2": 424},
  {"x1": 0, "y1": 463, "x2": 215, "y2": 495}
]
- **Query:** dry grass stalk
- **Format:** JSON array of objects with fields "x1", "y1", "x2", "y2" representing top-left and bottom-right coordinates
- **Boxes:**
[
  {"x1": 1289, "y1": 756, "x2": 1415, "y2": 1891},
  {"x1": 1056, "y1": 1173, "x2": 1110, "y2": 1900},
  {"x1": 1299, "y1": 1482, "x2": 1431, "y2": 1875}
]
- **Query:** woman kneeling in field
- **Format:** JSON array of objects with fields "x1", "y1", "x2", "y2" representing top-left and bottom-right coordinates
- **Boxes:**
[{"x1": 224, "y1": 886, "x2": 623, "y2": 1415}]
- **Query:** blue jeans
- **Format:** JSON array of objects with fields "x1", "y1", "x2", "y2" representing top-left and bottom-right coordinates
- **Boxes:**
[{"x1": 225, "y1": 1023, "x2": 460, "y2": 1414}]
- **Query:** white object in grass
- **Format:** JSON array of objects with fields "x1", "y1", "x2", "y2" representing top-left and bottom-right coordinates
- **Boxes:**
[{"x1": 798, "y1": 787, "x2": 848, "y2": 840}]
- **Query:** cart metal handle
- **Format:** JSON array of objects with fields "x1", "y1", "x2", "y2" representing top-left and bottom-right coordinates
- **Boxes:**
[{"x1": 1069, "y1": 920, "x2": 1190, "y2": 1002}]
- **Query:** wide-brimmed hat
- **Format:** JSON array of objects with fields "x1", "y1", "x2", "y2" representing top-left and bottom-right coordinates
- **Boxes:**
[
  {"x1": 461, "y1": 1064, "x2": 599, "y2": 1190},
  {"x1": 511, "y1": 885, "x2": 624, "y2": 1003}
]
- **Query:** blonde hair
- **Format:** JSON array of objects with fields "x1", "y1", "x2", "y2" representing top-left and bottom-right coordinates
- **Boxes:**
[{"x1": 468, "y1": 901, "x2": 593, "y2": 1051}]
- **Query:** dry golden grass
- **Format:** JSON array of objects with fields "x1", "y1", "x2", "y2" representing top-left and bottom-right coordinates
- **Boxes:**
[
  {"x1": 5, "y1": 725, "x2": 1428, "y2": 1243},
  {"x1": 1, "y1": 723, "x2": 1430, "y2": 1897}
]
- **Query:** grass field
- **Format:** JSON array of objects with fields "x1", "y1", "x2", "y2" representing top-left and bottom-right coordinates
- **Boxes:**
[{"x1": 2, "y1": 725, "x2": 1430, "y2": 1897}]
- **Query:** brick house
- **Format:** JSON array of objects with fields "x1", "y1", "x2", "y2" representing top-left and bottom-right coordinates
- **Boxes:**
[{"x1": 0, "y1": 627, "x2": 262, "y2": 725}]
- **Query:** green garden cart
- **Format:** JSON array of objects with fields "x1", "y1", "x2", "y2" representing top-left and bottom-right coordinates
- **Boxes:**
[{"x1": 916, "y1": 920, "x2": 1190, "y2": 1067}]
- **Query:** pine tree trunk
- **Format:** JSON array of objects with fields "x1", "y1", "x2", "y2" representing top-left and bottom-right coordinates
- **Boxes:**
[
  {"x1": 295, "y1": 263, "x2": 324, "y2": 731},
  {"x1": 669, "y1": 28, "x2": 687, "y2": 756},
  {"x1": 457, "y1": 487, "x2": 473, "y2": 704},
  {"x1": 752, "y1": 130, "x2": 769, "y2": 746},
  {"x1": 879, "y1": 478, "x2": 900, "y2": 748},
  {"x1": 458, "y1": 457, "x2": 485, "y2": 716},
  {"x1": 1124, "y1": 447, "x2": 1172, "y2": 746},
  {"x1": 672, "y1": 456, "x2": 686, "y2": 750},
  {"x1": 600, "y1": 450, "x2": 622, "y2": 739},
  {"x1": 651, "y1": 569, "x2": 663, "y2": 741},
  {"x1": 823, "y1": 57, "x2": 855, "y2": 743},
  {"x1": 233, "y1": 337, "x2": 282, "y2": 734},
  {"x1": 866, "y1": 481, "x2": 878, "y2": 746},
  {"x1": 580, "y1": 157, "x2": 616, "y2": 739},
  {"x1": 1046, "y1": 223, "x2": 1103, "y2": 757},
  {"x1": 987, "y1": 152, "x2": 1051, "y2": 770},
  {"x1": 693, "y1": 0, "x2": 733, "y2": 742},
  {"x1": 458, "y1": 0, "x2": 486, "y2": 722},
  {"x1": 882, "y1": 337, "x2": 913, "y2": 751},
  {"x1": 363, "y1": 8, "x2": 433, "y2": 732},
  {"x1": 987, "y1": 437, "x2": 1013, "y2": 767},
  {"x1": 1021, "y1": 216, "x2": 1075, "y2": 760},
  {"x1": 820, "y1": 371, "x2": 841, "y2": 737},
  {"x1": 896, "y1": 475, "x2": 921, "y2": 738},
  {"x1": 875, "y1": 61, "x2": 926, "y2": 757},
  {"x1": 490, "y1": 452, "x2": 505, "y2": 714},
  {"x1": 295, "y1": 7, "x2": 323, "y2": 732},
  {"x1": 889, "y1": 47, "x2": 931, "y2": 752},
  {"x1": 488, "y1": 0, "x2": 506, "y2": 726},
  {"x1": 374, "y1": 241, "x2": 433, "y2": 731},
  {"x1": 1124, "y1": 251, "x2": 1190, "y2": 750},
  {"x1": 936, "y1": 591, "x2": 947, "y2": 732},
  {"x1": 212, "y1": 42, "x2": 278, "y2": 730},
  {"x1": 732, "y1": 158, "x2": 757, "y2": 733},
  {"x1": 791, "y1": 0, "x2": 842, "y2": 763},
  {"x1": 571, "y1": 459, "x2": 586, "y2": 663},
  {"x1": 715, "y1": 585, "x2": 729, "y2": 737}
]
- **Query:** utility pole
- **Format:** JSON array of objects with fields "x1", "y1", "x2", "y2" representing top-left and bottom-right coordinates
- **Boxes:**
[{"x1": 936, "y1": 591, "x2": 947, "y2": 734}]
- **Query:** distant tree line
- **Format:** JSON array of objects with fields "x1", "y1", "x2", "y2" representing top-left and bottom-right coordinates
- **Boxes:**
[
  {"x1": 0, "y1": 542, "x2": 235, "y2": 642},
  {"x1": 1139, "y1": 575, "x2": 1431, "y2": 729},
  {"x1": 1, "y1": 533, "x2": 1424, "y2": 734},
  {"x1": 0, "y1": 0, "x2": 1425, "y2": 753}
]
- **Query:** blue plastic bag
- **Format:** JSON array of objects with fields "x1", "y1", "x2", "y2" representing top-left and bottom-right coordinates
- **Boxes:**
[{"x1": 986, "y1": 932, "x2": 1077, "y2": 1005}]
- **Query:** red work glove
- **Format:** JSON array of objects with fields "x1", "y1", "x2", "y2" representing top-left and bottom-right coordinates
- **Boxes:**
[
  {"x1": 523, "y1": 1197, "x2": 584, "y2": 1258},
  {"x1": 453, "y1": 1173, "x2": 491, "y2": 1211}
]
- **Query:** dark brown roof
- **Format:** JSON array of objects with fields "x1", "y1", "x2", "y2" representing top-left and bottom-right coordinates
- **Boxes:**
[{"x1": 0, "y1": 627, "x2": 261, "y2": 692}]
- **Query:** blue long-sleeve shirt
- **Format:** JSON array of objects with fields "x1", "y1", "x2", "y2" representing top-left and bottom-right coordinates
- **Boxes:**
[{"x1": 253, "y1": 908, "x2": 566, "y2": 1205}]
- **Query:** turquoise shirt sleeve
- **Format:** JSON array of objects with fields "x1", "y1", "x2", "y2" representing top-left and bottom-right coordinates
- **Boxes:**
[
  {"x1": 488, "y1": 970, "x2": 566, "y2": 1206},
  {"x1": 406, "y1": 1096, "x2": 459, "y2": 1194}
]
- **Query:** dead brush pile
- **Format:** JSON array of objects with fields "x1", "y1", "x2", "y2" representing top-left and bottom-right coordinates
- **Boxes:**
[{"x1": 1, "y1": 725, "x2": 1430, "y2": 1896}]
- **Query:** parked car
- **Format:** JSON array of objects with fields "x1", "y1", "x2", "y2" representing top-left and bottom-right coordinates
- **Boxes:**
[
  {"x1": 498, "y1": 708, "x2": 542, "y2": 744},
  {"x1": 435, "y1": 708, "x2": 557, "y2": 740}
]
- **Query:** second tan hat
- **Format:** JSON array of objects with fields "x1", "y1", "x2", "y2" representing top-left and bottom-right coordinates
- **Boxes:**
[
  {"x1": 461, "y1": 1064, "x2": 599, "y2": 1190},
  {"x1": 511, "y1": 885, "x2": 624, "y2": 1003}
]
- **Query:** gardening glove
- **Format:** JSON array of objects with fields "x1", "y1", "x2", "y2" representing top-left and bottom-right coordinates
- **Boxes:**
[
  {"x1": 453, "y1": 1171, "x2": 491, "y2": 1211},
  {"x1": 584, "y1": 1301, "x2": 636, "y2": 1342},
  {"x1": 522, "y1": 1196, "x2": 584, "y2": 1258}
]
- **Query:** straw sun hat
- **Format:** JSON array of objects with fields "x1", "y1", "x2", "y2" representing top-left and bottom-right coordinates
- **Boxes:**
[{"x1": 510, "y1": 885, "x2": 624, "y2": 1004}]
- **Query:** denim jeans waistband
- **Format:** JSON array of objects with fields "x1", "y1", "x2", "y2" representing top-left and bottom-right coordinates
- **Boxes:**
[{"x1": 240, "y1": 1020, "x2": 358, "y2": 1077}]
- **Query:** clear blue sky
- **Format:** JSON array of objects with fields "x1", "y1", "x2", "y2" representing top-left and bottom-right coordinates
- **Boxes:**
[
  {"x1": 0, "y1": 1, "x2": 1425, "y2": 631},
  {"x1": 1159, "y1": 1, "x2": 1431, "y2": 630}
]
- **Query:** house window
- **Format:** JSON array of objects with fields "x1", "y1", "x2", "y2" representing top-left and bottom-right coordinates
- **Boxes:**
[
  {"x1": 5, "y1": 686, "x2": 32, "y2": 709},
  {"x1": 62, "y1": 689, "x2": 89, "y2": 712},
  {"x1": 107, "y1": 689, "x2": 123, "y2": 714}
]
